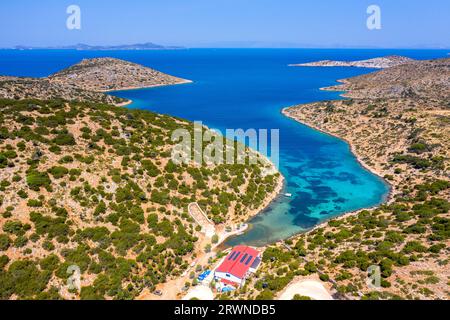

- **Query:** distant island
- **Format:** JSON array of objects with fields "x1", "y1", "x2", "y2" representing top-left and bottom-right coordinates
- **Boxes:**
[
  {"x1": 0, "y1": 57, "x2": 192, "y2": 105},
  {"x1": 6, "y1": 42, "x2": 185, "y2": 51},
  {"x1": 289, "y1": 55, "x2": 415, "y2": 69}
]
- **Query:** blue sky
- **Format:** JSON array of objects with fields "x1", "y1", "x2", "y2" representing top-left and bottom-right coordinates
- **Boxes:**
[{"x1": 0, "y1": 0, "x2": 448, "y2": 48}]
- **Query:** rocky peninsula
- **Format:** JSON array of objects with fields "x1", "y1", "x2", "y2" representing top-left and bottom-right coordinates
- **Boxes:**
[{"x1": 0, "y1": 58, "x2": 191, "y2": 105}]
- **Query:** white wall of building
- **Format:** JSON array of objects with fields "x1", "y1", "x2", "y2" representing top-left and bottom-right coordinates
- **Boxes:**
[{"x1": 214, "y1": 271, "x2": 242, "y2": 285}]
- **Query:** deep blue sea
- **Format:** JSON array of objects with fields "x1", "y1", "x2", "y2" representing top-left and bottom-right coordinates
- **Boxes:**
[{"x1": 0, "y1": 48, "x2": 447, "y2": 246}]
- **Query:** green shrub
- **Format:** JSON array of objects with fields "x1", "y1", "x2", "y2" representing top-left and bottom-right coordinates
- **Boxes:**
[
  {"x1": 3, "y1": 220, "x2": 31, "y2": 236},
  {"x1": 52, "y1": 133, "x2": 76, "y2": 146},
  {"x1": 292, "y1": 294, "x2": 312, "y2": 300},
  {"x1": 408, "y1": 142, "x2": 431, "y2": 154},
  {"x1": 255, "y1": 290, "x2": 274, "y2": 300},
  {"x1": 27, "y1": 199, "x2": 43, "y2": 207},
  {"x1": 30, "y1": 212, "x2": 69, "y2": 240},
  {"x1": 59, "y1": 155, "x2": 74, "y2": 163},
  {"x1": 0, "y1": 255, "x2": 10, "y2": 269},
  {"x1": 40, "y1": 254, "x2": 60, "y2": 271},
  {"x1": 26, "y1": 170, "x2": 51, "y2": 191},
  {"x1": 0, "y1": 234, "x2": 11, "y2": 251},
  {"x1": 13, "y1": 235, "x2": 28, "y2": 248},
  {"x1": 79, "y1": 227, "x2": 110, "y2": 242},
  {"x1": 17, "y1": 189, "x2": 28, "y2": 199},
  {"x1": 1, "y1": 260, "x2": 51, "y2": 299},
  {"x1": 319, "y1": 273, "x2": 330, "y2": 282},
  {"x1": 48, "y1": 166, "x2": 69, "y2": 179}
]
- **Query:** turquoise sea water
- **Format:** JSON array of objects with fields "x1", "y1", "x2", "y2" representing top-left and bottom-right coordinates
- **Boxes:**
[{"x1": 0, "y1": 49, "x2": 447, "y2": 246}]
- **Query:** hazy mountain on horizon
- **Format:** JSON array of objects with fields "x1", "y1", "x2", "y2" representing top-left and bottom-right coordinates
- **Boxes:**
[
  {"x1": 3, "y1": 41, "x2": 449, "y2": 50},
  {"x1": 5, "y1": 42, "x2": 185, "y2": 50}
]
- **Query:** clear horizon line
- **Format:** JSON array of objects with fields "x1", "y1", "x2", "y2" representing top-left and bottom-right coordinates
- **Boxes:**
[{"x1": 1, "y1": 46, "x2": 449, "y2": 50}]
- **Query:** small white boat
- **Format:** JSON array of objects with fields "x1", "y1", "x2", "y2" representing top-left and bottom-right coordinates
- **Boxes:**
[{"x1": 284, "y1": 193, "x2": 292, "y2": 197}]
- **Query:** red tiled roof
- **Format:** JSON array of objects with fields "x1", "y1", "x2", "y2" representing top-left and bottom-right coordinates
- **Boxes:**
[{"x1": 216, "y1": 245, "x2": 259, "y2": 279}]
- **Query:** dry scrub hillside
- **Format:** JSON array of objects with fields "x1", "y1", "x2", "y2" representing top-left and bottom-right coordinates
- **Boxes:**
[
  {"x1": 0, "y1": 99, "x2": 280, "y2": 300},
  {"x1": 49, "y1": 58, "x2": 191, "y2": 92}
]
